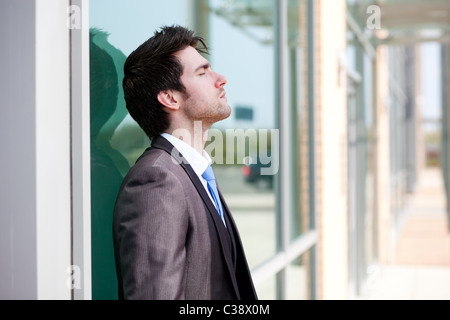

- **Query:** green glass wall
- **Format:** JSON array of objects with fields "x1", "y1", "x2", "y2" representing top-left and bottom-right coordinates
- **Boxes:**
[{"x1": 89, "y1": 0, "x2": 190, "y2": 300}]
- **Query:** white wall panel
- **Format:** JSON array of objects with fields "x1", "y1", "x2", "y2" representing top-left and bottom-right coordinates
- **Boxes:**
[{"x1": 35, "y1": 0, "x2": 72, "y2": 299}]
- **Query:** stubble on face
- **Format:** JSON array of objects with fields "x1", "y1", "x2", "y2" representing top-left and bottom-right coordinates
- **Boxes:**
[
  {"x1": 182, "y1": 93, "x2": 231, "y2": 128},
  {"x1": 175, "y1": 46, "x2": 231, "y2": 129}
]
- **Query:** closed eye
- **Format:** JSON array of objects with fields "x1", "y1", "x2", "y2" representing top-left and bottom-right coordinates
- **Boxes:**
[{"x1": 195, "y1": 63, "x2": 211, "y2": 76}]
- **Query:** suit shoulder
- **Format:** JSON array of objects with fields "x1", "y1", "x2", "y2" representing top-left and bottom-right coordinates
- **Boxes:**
[
  {"x1": 120, "y1": 148, "x2": 185, "y2": 186},
  {"x1": 128, "y1": 147, "x2": 177, "y2": 171}
]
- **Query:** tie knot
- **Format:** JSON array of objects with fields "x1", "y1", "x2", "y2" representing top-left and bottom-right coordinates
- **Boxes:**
[{"x1": 202, "y1": 165, "x2": 215, "y2": 182}]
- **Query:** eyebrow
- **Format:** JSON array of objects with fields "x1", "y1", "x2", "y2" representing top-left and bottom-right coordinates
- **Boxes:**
[{"x1": 194, "y1": 63, "x2": 210, "y2": 73}]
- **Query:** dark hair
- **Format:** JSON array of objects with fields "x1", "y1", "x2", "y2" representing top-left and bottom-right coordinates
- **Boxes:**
[{"x1": 122, "y1": 25, "x2": 208, "y2": 139}]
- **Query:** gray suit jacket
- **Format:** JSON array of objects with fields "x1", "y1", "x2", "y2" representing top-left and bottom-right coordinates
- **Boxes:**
[{"x1": 113, "y1": 135, "x2": 257, "y2": 300}]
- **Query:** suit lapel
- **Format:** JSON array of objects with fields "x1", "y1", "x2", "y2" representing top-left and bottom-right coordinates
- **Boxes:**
[
  {"x1": 218, "y1": 187, "x2": 258, "y2": 300},
  {"x1": 219, "y1": 189, "x2": 237, "y2": 269},
  {"x1": 151, "y1": 135, "x2": 241, "y2": 298}
]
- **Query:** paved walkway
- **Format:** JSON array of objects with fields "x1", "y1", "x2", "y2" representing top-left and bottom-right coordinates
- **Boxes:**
[{"x1": 365, "y1": 167, "x2": 450, "y2": 300}]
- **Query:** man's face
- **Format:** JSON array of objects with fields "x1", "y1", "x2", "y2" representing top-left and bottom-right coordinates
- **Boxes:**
[{"x1": 175, "y1": 46, "x2": 231, "y2": 127}]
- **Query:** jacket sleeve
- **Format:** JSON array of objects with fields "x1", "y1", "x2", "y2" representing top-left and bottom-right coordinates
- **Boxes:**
[{"x1": 113, "y1": 165, "x2": 189, "y2": 300}]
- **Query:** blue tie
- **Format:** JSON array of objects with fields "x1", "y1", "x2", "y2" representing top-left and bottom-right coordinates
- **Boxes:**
[{"x1": 202, "y1": 165, "x2": 225, "y2": 225}]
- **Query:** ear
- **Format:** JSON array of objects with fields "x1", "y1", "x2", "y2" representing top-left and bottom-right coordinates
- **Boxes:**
[{"x1": 157, "y1": 90, "x2": 180, "y2": 111}]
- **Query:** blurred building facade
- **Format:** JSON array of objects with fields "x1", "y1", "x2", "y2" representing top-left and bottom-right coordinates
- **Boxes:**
[{"x1": 1, "y1": 0, "x2": 449, "y2": 300}]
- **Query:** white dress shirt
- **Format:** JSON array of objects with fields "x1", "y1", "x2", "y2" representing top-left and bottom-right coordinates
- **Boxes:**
[{"x1": 161, "y1": 133, "x2": 218, "y2": 210}]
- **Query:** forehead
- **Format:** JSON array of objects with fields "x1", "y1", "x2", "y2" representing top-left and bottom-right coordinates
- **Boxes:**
[{"x1": 175, "y1": 46, "x2": 209, "y2": 73}]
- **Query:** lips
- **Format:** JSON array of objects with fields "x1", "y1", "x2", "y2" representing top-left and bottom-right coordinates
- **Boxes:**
[{"x1": 220, "y1": 91, "x2": 226, "y2": 99}]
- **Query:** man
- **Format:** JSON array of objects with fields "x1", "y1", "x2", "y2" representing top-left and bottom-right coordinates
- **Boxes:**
[{"x1": 113, "y1": 25, "x2": 258, "y2": 300}]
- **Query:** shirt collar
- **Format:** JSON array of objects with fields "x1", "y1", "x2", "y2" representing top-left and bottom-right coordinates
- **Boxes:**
[{"x1": 161, "y1": 133, "x2": 211, "y2": 177}]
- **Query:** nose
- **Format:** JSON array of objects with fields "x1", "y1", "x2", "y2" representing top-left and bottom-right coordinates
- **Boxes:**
[{"x1": 215, "y1": 72, "x2": 227, "y2": 88}]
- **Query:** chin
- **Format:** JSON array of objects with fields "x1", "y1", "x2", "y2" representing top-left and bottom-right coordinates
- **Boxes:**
[
  {"x1": 203, "y1": 104, "x2": 231, "y2": 125},
  {"x1": 219, "y1": 106, "x2": 232, "y2": 121}
]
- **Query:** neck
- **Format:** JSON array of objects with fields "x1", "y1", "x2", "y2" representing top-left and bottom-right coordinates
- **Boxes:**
[{"x1": 165, "y1": 120, "x2": 210, "y2": 155}]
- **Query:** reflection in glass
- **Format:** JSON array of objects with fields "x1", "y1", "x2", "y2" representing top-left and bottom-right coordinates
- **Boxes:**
[
  {"x1": 286, "y1": 252, "x2": 309, "y2": 300},
  {"x1": 90, "y1": 29, "x2": 129, "y2": 300},
  {"x1": 208, "y1": 0, "x2": 277, "y2": 269},
  {"x1": 364, "y1": 53, "x2": 377, "y2": 274},
  {"x1": 89, "y1": 0, "x2": 190, "y2": 299},
  {"x1": 287, "y1": 0, "x2": 303, "y2": 242},
  {"x1": 346, "y1": 27, "x2": 378, "y2": 295},
  {"x1": 255, "y1": 274, "x2": 276, "y2": 300},
  {"x1": 89, "y1": 0, "x2": 310, "y2": 299}
]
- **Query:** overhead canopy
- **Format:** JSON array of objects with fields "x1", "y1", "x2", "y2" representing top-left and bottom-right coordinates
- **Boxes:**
[
  {"x1": 209, "y1": 0, "x2": 300, "y2": 45},
  {"x1": 210, "y1": 0, "x2": 450, "y2": 46},
  {"x1": 366, "y1": 0, "x2": 450, "y2": 45}
]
